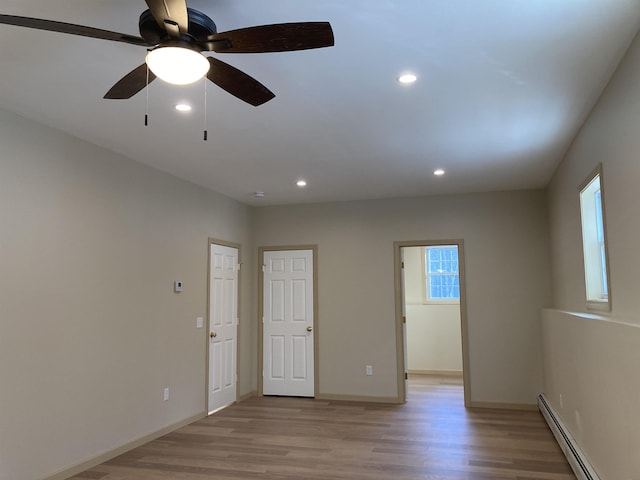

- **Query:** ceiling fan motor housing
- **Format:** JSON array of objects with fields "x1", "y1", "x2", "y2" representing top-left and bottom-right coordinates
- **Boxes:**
[{"x1": 138, "y1": 8, "x2": 217, "y2": 44}]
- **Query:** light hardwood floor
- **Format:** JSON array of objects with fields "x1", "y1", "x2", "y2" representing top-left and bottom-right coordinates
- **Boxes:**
[{"x1": 70, "y1": 375, "x2": 575, "y2": 479}]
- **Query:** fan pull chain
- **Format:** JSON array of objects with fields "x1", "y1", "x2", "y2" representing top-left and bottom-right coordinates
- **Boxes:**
[
  {"x1": 203, "y1": 77, "x2": 208, "y2": 141},
  {"x1": 145, "y1": 61, "x2": 150, "y2": 126}
]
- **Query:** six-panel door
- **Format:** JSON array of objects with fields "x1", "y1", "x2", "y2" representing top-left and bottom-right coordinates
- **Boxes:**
[
  {"x1": 263, "y1": 249, "x2": 314, "y2": 397},
  {"x1": 209, "y1": 243, "x2": 238, "y2": 412}
]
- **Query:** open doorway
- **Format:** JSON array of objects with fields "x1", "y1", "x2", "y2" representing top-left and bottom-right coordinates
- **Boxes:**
[
  {"x1": 404, "y1": 245, "x2": 462, "y2": 376},
  {"x1": 394, "y1": 240, "x2": 471, "y2": 406}
]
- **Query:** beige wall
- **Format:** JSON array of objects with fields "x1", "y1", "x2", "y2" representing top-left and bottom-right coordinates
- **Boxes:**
[
  {"x1": 403, "y1": 246, "x2": 462, "y2": 373},
  {"x1": 0, "y1": 110, "x2": 255, "y2": 480},
  {"x1": 253, "y1": 190, "x2": 551, "y2": 404},
  {"x1": 543, "y1": 30, "x2": 640, "y2": 480},
  {"x1": 0, "y1": 93, "x2": 561, "y2": 479}
]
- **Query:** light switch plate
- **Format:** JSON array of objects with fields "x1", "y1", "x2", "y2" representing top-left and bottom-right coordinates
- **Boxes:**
[{"x1": 196, "y1": 316, "x2": 204, "y2": 328}]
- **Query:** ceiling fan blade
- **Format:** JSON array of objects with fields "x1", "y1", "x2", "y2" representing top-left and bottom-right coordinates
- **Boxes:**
[
  {"x1": 0, "y1": 14, "x2": 151, "y2": 46},
  {"x1": 104, "y1": 64, "x2": 156, "y2": 99},
  {"x1": 202, "y1": 22, "x2": 334, "y2": 53},
  {"x1": 144, "y1": 0, "x2": 189, "y2": 37},
  {"x1": 206, "y1": 57, "x2": 274, "y2": 106}
]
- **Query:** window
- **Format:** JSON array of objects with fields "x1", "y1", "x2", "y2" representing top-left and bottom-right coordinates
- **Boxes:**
[
  {"x1": 423, "y1": 246, "x2": 460, "y2": 303},
  {"x1": 579, "y1": 167, "x2": 610, "y2": 309}
]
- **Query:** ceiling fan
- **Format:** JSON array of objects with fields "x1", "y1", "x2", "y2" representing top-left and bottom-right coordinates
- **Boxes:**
[{"x1": 0, "y1": 0, "x2": 334, "y2": 106}]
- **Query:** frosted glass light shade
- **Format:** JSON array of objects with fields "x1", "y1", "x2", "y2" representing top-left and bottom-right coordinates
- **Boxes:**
[{"x1": 145, "y1": 47, "x2": 210, "y2": 85}]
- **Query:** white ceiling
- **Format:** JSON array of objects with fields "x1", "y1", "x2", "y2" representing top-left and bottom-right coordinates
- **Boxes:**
[{"x1": 1, "y1": 0, "x2": 639, "y2": 206}]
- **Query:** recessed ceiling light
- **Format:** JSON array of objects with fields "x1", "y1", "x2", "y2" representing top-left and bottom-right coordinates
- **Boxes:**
[
  {"x1": 175, "y1": 104, "x2": 192, "y2": 112},
  {"x1": 398, "y1": 73, "x2": 417, "y2": 84},
  {"x1": 434, "y1": 169, "x2": 445, "y2": 176},
  {"x1": 254, "y1": 191, "x2": 265, "y2": 198},
  {"x1": 296, "y1": 180, "x2": 307, "y2": 187}
]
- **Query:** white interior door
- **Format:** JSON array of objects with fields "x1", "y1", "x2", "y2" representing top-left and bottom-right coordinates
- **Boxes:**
[
  {"x1": 263, "y1": 249, "x2": 314, "y2": 397},
  {"x1": 208, "y1": 243, "x2": 238, "y2": 413}
]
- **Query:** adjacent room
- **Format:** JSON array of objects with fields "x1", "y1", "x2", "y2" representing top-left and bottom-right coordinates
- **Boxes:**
[{"x1": 1, "y1": 1, "x2": 640, "y2": 479}]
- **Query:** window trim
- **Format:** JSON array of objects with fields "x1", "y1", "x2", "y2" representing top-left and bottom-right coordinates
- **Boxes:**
[
  {"x1": 578, "y1": 164, "x2": 612, "y2": 312},
  {"x1": 421, "y1": 245, "x2": 461, "y2": 305}
]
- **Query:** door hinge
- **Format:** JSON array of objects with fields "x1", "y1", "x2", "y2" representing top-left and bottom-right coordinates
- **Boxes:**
[
  {"x1": 262, "y1": 264, "x2": 266, "y2": 272},
  {"x1": 237, "y1": 263, "x2": 241, "y2": 271},
  {"x1": 405, "y1": 372, "x2": 408, "y2": 380},
  {"x1": 401, "y1": 261, "x2": 405, "y2": 269},
  {"x1": 403, "y1": 316, "x2": 406, "y2": 324}
]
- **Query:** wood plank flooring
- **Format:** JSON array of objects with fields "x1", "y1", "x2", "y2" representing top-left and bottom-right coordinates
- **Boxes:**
[{"x1": 70, "y1": 375, "x2": 575, "y2": 479}]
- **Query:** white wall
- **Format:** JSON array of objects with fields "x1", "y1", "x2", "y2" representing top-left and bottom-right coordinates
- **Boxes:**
[
  {"x1": 403, "y1": 246, "x2": 462, "y2": 373},
  {"x1": 253, "y1": 190, "x2": 551, "y2": 405},
  {"x1": 0, "y1": 110, "x2": 255, "y2": 480},
  {"x1": 543, "y1": 30, "x2": 640, "y2": 480}
]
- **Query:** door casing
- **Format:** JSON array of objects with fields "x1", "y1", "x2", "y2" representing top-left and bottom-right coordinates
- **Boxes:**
[{"x1": 258, "y1": 245, "x2": 319, "y2": 397}]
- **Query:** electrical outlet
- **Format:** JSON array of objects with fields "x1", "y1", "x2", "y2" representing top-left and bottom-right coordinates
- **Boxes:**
[
  {"x1": 366, "y1": 365, "x2": 373, "y2": 376},
  {"x1": 163, "y1": 387, "x2": 169, "y2": 401}
]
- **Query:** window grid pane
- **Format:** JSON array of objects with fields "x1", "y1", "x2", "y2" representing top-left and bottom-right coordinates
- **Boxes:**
[
  {"x1": 595, "y1": 190, "x2": 604, "y2": 243},
  {"x1": 579, "y1": 171, "x2": 610, "y2": 305},
  {"x1": 594, "y1": 189, "x2": 608, "y2": 296},
  {"x1": 425, "y1": 246, "x2": 460, "y2": 300}
]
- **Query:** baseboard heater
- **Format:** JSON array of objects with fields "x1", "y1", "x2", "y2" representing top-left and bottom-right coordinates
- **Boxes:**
[{"x1": 537, "y1": 394, "x2": 600, "y2": 480}]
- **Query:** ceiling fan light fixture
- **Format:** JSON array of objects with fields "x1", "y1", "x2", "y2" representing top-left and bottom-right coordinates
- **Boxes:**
[{"x1": 146, "y1": 46, "x2": 210, "y2": 85}]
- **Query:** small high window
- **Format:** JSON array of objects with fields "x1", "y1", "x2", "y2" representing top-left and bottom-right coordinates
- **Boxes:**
[
  {"x1": 579, "y1": 166, "x2": 611, "y2": 310},
  {"x1": 423, "y1": 246, "x2": 460, "y2": 303}
]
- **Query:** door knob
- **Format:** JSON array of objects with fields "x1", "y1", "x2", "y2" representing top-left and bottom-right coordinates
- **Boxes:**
[
  {"x1": 210, "y1": 332, "x2": 217, "y2": 338},
  {"x1": 306, "y1": 326, "x2": 313, "y2": 332}
]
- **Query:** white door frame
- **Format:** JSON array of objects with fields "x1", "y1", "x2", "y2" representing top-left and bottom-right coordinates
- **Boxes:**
[
  {"x1": 393, "y1": 239, "x2": 471, "y2": 407},
  {"x1": 258, "y1": 245, "x2": 319, "y2": 397},
  {"x1": 206, "y1": 238, "x2": 241, "y2": 412}
]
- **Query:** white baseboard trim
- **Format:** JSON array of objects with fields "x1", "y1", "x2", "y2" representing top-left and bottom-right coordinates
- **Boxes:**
[
  {"x1": 41, "y1": 412, "x2": 206, "y2": 480},
  {"x1": 538, "y1": 394, "x2": 600, "y2": 480}
]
